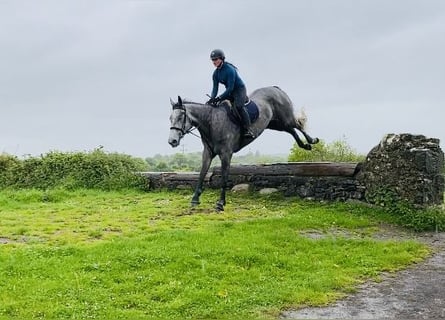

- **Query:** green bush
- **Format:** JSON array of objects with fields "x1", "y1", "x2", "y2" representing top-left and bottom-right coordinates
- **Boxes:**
[
  {"x1": 0, "y1": 153, "x2": 20, "y2": 187},
  {"x1": 288, "y1": 137, "x2": 365, "y2": 162},
  {"x1": 367, "y1": 188, "x2": 445, "y2": 232},
  {"x1": 0, "y1": 150, "x2": 149, "y2": 191}
]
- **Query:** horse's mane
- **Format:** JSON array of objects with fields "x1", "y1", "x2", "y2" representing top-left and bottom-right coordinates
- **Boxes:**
[{"x1": 182, "y1": 99, "x2": 206, "y2": 106}]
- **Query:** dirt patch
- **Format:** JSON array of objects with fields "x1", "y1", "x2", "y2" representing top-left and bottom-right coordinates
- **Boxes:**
[
  {"x1": 0, "y1": 237, "x2": 10, "y2": 244},
  {"x1": 0, "y1": 236, "x2": 43, "y2": 244},
  {"x1": 281, "y1": 231, "x2": 445, "y2": 320}
]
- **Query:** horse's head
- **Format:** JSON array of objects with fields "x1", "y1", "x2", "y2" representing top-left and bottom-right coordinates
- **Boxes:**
[{"x1": 168, "y1": 96, "x2": 192, "y2": 148}]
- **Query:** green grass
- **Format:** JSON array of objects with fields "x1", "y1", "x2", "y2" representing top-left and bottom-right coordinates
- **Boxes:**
[{"x1": 0, "y1": 189, "x2": 430, "y2": 319}]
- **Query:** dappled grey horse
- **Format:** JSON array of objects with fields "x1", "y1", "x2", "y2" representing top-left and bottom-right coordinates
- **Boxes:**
[{"x1": 168, "y1": 86, "x2": 319, "y2": 211}]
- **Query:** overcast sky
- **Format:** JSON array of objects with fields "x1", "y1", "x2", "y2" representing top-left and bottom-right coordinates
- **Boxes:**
[{"x1": 1, "y1": 0, "x2": 444, "y2": 158}]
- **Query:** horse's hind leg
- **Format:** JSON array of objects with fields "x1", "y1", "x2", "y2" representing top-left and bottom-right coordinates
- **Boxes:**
[
  {"x1": 299, "y1": 129, "x2": 319, "y2": 145},
  {"x1": 287, "y1": 129, "x2": 312, "y2": 150}
]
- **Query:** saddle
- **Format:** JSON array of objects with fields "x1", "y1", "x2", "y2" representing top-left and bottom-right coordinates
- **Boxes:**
[{"x1": 219, "y1": 100, "x2": 259, "y2": 127}]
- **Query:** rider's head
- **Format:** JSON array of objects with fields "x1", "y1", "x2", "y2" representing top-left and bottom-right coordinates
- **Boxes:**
[{"x1": 210, "y1": 49, "x2": 225, "y2": 67}]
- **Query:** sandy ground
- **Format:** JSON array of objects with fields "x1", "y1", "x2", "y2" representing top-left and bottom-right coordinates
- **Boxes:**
[{"x1": 280, "y1": 231, "x2": 445, "y2": 320}]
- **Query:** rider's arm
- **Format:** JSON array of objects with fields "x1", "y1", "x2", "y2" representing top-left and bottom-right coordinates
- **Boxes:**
[
  {"x1": 218, "y1": 66, "x2": 236, "y2": 100},
  {"x1": 211, "y1": 71, "x2": 219, "y2": 98}
]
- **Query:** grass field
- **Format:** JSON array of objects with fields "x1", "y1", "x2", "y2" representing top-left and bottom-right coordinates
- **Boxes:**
[{"x1": 0, "y1": 189, "x2": 430, "y2": 319}]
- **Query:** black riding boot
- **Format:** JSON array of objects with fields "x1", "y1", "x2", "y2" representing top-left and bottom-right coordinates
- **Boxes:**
[{"x1": 239, "y1": 107, "x2": 255, "y2": 138}]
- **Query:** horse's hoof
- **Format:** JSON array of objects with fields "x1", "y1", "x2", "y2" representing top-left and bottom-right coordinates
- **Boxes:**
[
  {"x1": 311, "y1": 137, "x2": 320, "y2": 144},
  {"x1": 191, "y1": 200, "x2": 200, "y2": 207},
  {"x1": 304, "y1": 144, "x2": 312, "y2": 150},
  {"x1": 215, "y1": 202, "x2": 224, "y2": 212}
]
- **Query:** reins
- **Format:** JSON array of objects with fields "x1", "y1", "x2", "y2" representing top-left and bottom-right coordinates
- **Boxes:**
[{"x1": 187, "y1": 127, "x2": 201, "y2": 139}]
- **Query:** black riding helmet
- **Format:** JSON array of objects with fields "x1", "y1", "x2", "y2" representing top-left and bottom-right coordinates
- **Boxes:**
[{"x1": 210, "y1": 49, "x2": 225, "y2": 60}]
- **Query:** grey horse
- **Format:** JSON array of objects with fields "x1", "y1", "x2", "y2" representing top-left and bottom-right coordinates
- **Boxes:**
[{"x1": 168, "y1": 86, "x2": 319, "y2": 211}]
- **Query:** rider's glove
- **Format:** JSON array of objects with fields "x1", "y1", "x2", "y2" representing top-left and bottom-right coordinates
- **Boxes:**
[{"x1": 207, "y1": 96, "x2": 221, "y2": 106}]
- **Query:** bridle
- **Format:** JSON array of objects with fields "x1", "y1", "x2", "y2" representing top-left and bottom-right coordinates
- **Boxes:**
[
  {"x1": 170, "y1": 103, "x2": 200, "y2": 138},
  {"x1": 170, "y1": 103, "x2": 188, "y2": 134}
]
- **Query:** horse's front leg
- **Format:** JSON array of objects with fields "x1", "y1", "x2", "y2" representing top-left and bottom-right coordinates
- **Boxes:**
[
  {"x1": 215, "y1": 152, "x2": 232, "y2": 212},
  {"x1": 191, "y1": 147, "x2": 213, "y2": 207}
]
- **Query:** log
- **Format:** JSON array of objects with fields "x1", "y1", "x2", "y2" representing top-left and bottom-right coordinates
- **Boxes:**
[{"x1": 211, "y1": 162, "x2": 360, "y2": 177}]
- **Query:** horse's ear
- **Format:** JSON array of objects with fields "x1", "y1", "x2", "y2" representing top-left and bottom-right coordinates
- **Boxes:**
[
  {"x1": 170, "y1": 98, "x2": 175, "y2": 107},
  {"x1": 178, "y1": 96, "x2": 183, "y2": 105}
]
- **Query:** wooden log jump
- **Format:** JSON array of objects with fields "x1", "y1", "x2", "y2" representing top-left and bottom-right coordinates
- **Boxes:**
[{"x1": 142, "y1": 134, "x2": 444, "y2": 206}]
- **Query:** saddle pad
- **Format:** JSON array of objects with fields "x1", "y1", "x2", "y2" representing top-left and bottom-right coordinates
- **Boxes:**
[
  {"x1": 245, "y1": 100, "x2": 259, "y2": 123},
  {"x1": 220, "y1": 100, "x2": 259, "y2": 126}
]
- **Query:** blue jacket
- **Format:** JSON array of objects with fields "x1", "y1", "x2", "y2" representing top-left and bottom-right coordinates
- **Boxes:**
[{"x1": 211, "y1": 62, "x2": 245, "y2": 100}]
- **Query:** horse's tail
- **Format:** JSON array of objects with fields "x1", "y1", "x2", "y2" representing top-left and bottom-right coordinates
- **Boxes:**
[
  {"x1": 295, "y1": 107, "x2": 307, "y2": 131},
  {"x1": 272, "y1": 86, "x2": 307, "y2": 130}
]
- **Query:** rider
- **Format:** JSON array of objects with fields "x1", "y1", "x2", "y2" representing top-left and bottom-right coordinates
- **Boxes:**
[{"x1": 206, "y1": 49, "x2": 254, "y2": 138}]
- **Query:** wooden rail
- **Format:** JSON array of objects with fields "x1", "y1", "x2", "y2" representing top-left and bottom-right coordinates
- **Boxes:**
[
  {"x1": 212, "y1": 162, "x2": 360, "y2": 177},
  {"x1": 142, "y1": 162, "x2": 362, "y2": 193}
]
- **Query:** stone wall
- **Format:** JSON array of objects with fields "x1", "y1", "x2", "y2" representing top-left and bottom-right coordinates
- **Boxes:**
[
  {"x1": 356, "y1": 133, "x2": 444, "y2": 206},
  {"x1": 143, "y1": 133, "x2": 444, "y2": 207},
  {"x1": 208, "y1": 163, "x2": 364, "y2": 201}
]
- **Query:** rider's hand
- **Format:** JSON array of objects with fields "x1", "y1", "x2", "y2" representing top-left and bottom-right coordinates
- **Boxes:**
[{"x1": 207, "y1": 96, "x2": 220, "y2": 105}]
